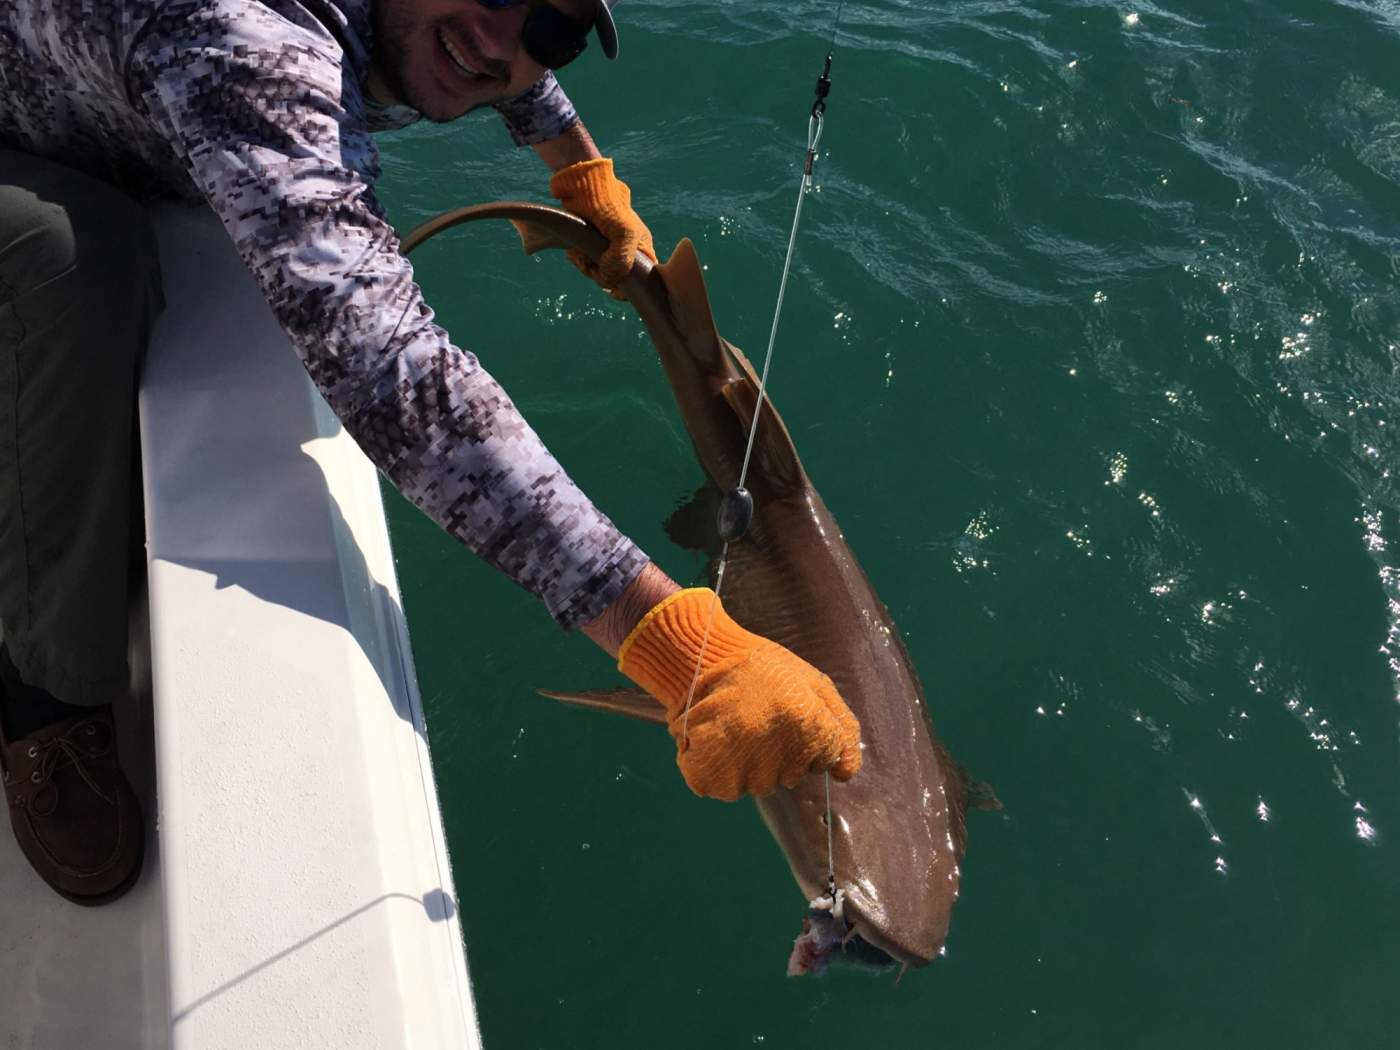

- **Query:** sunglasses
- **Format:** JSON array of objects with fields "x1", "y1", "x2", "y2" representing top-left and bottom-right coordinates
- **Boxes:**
[{"x1": 474, "y1": 0, "x2": 594, "y2": 71}]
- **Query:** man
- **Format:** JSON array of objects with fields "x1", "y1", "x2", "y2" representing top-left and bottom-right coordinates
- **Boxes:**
[{"x1": 0, "y1": 0, "x2": 861, "y2": 906}]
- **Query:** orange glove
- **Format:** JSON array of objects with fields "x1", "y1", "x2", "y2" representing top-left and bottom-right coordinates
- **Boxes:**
[
  {"x1": 549, "y1": 157, "x2": 656, "y2": 300},
  {"x1": 617, "y1": 588, "x2": 862, "y2": 801}
]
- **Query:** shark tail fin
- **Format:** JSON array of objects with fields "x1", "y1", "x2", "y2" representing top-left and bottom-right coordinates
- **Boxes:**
[
  {"x1": 398, "y1": 202, "x2": 607, "y2": 261},
  {"x1": 509, "y1": 218, "x2": 575, "y2": 257}
]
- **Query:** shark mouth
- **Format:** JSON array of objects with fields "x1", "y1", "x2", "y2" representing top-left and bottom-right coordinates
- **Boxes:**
[{"x1": 785, "y1": 891, "x2": 900, "y2": 977}]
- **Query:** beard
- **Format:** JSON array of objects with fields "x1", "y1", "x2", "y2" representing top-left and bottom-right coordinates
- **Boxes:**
[{"x1": 370, "y1": 1, "x2": 516, "y2": 123}]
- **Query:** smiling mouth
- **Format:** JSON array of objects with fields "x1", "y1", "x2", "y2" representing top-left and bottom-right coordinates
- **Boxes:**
[{"x1": 437, "y1": 27, "x2": 489, "y2": 83}]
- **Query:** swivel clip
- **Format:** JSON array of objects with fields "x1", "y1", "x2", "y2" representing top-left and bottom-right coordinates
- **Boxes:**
[{"x1": 810, "y1": 53, "x2": 833, "y2": 119}]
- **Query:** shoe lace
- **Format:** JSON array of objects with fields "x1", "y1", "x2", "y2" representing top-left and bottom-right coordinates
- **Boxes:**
[{"x1": 29, "y1": 718, "x2": 116, "y2": 813}]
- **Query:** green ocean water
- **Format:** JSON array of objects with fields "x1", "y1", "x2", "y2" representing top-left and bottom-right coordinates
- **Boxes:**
[{"x1": 374, "y1": 1, "x2": 1400, "y2": 1046}]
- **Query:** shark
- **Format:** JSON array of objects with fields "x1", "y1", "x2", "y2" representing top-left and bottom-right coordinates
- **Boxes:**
[{"x1": 401, "y1": 203, "x2": 993, "y2": 975}]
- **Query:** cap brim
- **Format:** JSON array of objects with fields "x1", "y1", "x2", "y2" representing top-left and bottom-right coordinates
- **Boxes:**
[{"x1": 595, "y1": 1, "x2": 619, "y2": 60}]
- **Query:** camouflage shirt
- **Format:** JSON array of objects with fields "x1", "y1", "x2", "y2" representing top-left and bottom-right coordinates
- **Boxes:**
[{"x1": 0, "y1": 0, "x2": 648, "y2": 629}]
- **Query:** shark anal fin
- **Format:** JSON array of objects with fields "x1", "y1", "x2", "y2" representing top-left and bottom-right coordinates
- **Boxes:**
[{"x1": 539, "y1": 687, "x2": 668, "y2": 727}]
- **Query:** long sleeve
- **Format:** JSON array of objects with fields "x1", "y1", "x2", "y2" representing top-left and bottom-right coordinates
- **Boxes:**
[
  {"x1": 493, "y1": 72, "x2": 579, "y2": 147},
  {"x1": 127, "y1": 0, "x2": 647, "y2": 627}
]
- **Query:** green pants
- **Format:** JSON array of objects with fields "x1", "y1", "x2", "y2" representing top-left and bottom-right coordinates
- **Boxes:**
[{"x1": 0, "y1": 150, "x2": 164, "y2": 705}]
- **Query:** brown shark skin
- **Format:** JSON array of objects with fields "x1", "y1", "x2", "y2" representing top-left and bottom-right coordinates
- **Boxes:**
[{"x1": 402, "y1": 203, "x2": 969, "y2": 968}]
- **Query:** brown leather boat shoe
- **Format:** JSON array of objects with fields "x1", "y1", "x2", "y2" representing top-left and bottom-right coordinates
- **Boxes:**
[{"x1": 2, "y1": 706, "x2": 145, "y2": 905}]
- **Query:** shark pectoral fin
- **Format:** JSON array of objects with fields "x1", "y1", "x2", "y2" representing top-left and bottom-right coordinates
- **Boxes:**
[
  {"x1": 719, "y1": 377, "x2": 806, "y2": 494},
  {"x1": 664, "y1": 484, "x2": 723, "y2": 556},
  {"x1": 931, "y1": 728, "x2": 1004, "y2": 860},
  {"x1": 508, "y1": 219, "x2": 575, "y2": 257},
  {"x1": 538, "y1": 687, "x2": 669, "y2": 727}
]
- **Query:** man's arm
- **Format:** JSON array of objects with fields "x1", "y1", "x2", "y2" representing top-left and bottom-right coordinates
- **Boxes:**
[
  {"x1": 580, "y1": 561, "x2": 679, "y2": 658},
  {"x1": 130, "y1": 3, "x2": 648, "y2": 631},
  {"x1": 533, "y1": 122, "x2": 670, "y2": 646},
  {"x1": 531, "y1": 120, "x2": 602, "y2": 172}
]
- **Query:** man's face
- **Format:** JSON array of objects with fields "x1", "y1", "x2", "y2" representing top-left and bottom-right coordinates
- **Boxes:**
[{"x1": 371, "y1": 0, "x2": 596, "y2": 123}]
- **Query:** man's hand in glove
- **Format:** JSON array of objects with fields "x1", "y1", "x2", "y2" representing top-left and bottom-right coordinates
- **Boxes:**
[
  {"x1": 615, "y1": 587, "x2": 863, "y2": 801},
  {"x1": 550, "y1": 157, "x2": 656, "y2": 300}
]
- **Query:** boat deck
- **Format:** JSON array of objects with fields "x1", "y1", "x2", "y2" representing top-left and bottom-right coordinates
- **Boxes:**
[
  {"x1": 0, "y1": 594, "x2": 168, "y2": 1050},
  {"x1": 1, "y1": 205, "x2": 479, "y2": 1050}
]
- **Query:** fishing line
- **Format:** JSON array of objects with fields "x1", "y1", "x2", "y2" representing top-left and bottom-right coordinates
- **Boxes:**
[{"x1": 679, "y1": 0, "x2": 849, "y2": 906}]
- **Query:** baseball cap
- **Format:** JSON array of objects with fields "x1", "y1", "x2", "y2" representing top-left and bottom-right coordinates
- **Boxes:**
[{"x1": 594, "y1": 0, "x2": 620, "y2": 60}]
